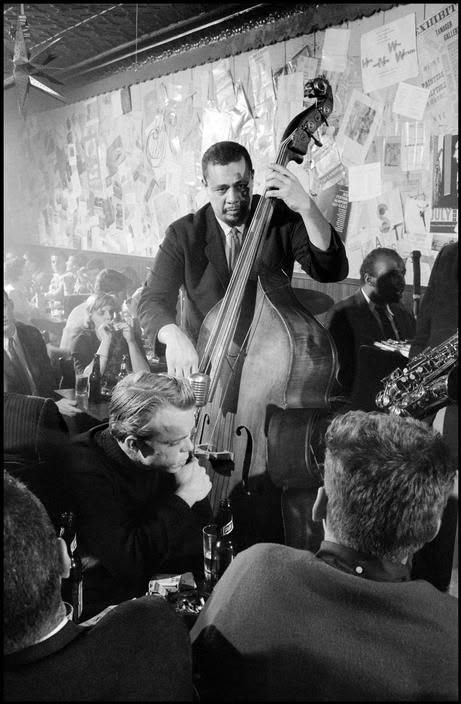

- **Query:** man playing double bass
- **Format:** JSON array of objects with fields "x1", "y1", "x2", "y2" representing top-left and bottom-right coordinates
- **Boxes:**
[{"x1": 138, "y1": 140, "x2": 348, "y2": 377}]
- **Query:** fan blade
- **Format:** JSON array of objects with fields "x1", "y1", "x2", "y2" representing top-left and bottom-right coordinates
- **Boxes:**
[
  {"x1": 29, "y1": 75, "x2": 66, "y2": 102},
  {"x1": 29, "y1": 67, "x2": 64, "y2": 86},
  {"x1": 35, "y1": 52, "x2": 58, "y2": 67},
  {"x1": 30, "y1": 36, "x2": 62, "y2": 63}
]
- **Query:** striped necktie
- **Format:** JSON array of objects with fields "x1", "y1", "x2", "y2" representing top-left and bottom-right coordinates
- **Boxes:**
[
  {"x1": 228, "y1": 228, "x2": 242, "y2": 273},
  {"x1": 8, "y1": 337, "x2": 34, "y2": 394}
]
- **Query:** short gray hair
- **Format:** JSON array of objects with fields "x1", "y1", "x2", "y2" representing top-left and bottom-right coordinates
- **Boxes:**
[
  {"x1": 323, "y1": 410, "x2": 454, "y2": 563},
  {"x1": 109, "y1": 371, "x2": 196, "y2": 440}
]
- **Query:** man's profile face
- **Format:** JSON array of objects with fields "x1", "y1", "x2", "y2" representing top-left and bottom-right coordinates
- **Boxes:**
[
  {"x1": 205, "y1": 158, "x2": 253, "y2": 227},
  {"x1": 133, "y1": 405, "x2": 196, "y2": 471}
]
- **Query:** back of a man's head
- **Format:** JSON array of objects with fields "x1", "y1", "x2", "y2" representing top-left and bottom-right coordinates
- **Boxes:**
[
  {"x1": 323, "y1": 411, "x2": 454, "y2": 563},
  {"x1": 95, "y1": 268, "x2": 129, "y2": 296},
  {"x1": 4, "y1": 471, "x2": 63, "y2": 655},
  {"x1": 109, "y1": 371, "x2": 196, "y2": 440}
]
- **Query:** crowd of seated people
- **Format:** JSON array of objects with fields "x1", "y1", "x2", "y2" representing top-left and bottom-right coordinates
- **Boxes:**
[{"x1": 2, "y1": 242, "x2": 458, "y2": 701}]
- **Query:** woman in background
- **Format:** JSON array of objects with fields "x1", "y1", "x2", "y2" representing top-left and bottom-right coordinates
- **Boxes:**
[{"x1": 70, "y1": 292, "x2": 149, "y2": 391}]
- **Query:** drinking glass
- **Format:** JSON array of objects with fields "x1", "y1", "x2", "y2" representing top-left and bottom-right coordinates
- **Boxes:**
[
  {"x1": 75, "y1": 373, "x2": 89, "y2": 408},
  {"x1": 202, "y1": 524, "x2": 219, "y2": 587}
]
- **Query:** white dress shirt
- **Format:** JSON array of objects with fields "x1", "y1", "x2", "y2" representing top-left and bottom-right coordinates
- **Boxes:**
[{"x1": 216, "y1": 219, "x2": 245, "y2": 270}]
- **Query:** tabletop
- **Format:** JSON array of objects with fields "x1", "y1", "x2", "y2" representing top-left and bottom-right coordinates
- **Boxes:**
[{"x1": 55, "y1": 388, "x2": 110, "y2": 422}]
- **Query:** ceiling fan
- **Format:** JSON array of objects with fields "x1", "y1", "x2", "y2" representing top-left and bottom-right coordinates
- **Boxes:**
[{"x1": 4, "y1": 4, "x2": 67, "y2": 117}]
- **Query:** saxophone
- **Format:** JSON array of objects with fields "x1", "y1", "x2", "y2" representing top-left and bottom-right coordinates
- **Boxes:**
[{"x1": 376, "y1": 330, "x2": 458, "y2": 419}]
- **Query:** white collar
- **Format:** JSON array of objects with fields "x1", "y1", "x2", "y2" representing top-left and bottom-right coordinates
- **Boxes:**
[
  {"x1": 360, "y1": 288, "x2": 393, "y2": 316},
  {"x1": 34, "y1": 602, "x2": 73, "y2": 644},
  {"x1": 216, "y1": 218, "x2": 244, "y2": 238}
]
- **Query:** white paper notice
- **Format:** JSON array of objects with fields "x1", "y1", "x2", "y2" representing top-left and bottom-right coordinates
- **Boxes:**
[
  {"x1": 392, "y1": 82, "x2": 430, "y2": 121},
  {"x1": 400, "y1": 122, "x2": 429, "y2": 172},
  {"x1": 320, "y1": 28, "x2": 351, "y2": 73},
  {"x1": 275, "y1": 72, "x2": 304, "y2": 143},
  {"x1": 361, "y1": 13, "x2": 419, "y2": 93},
  {"x1": 348, "y1": 163, "x2": 382, "y2": 201},
  {"x1": 336, "y1": 89, "x2": 383, "y2": 166},
  {"x1": 201, "y1": 108, "x2": 232, "y2": 154}
]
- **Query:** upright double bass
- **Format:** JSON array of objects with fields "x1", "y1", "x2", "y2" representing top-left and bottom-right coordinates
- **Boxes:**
[{"x1": 193, "y1": 77, "x2": 339, "y2": 550}]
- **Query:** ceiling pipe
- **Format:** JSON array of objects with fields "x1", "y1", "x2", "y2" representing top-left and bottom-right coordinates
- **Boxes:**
[{"x1": 60, "y1": 3, "x2": 267, "y2": 78}]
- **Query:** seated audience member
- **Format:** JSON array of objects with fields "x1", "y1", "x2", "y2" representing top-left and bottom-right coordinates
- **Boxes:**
[
  {"x1": 45, "y1": 251, "x2": 74, "y2": 303},
  {"x1": 3, "y1": 471, "x2": 194, "y2": 702},
  {"x1": 4, "y1": 289, "x2": 58, "y2": 397},
  {"x1": 4, "y1": 256, "x2": 39, "y2": 324},
  {"x1": 68, "y1": 371, "x2": 212, "y2": 620},
  {"x1": 23, "y1": 249, "x2": 53, "y2": 296},
  {"x1": 70, "y1": 292, "x2": 149, "y2": 390},
  {"x1": 64, "y1": 253, "x2": 87, "y2": 292},
  {"x1": 60, "y1": 268, "x2": 129, "y2": 350},
  {"x1": 23, "y1": 249, "x2": 52, "y2": 317},
  {"x1": 120, "y1": 265, "x2": 142, "y2": 296},
  {"x1": 3, "y1": 290, "x2": 83, "y2": 424},
  {"x1": 325, "y1": 247, "x2": 415, "y2": 401},
  {"x1": 4, "y1": 392, "x2": 72, "y2": 529},
  {"x1": 191, "y1": 410, "x2": 458, "y2": 702},
  {"x1": 73, "y1": 256, "x2": 105, "y2": 295},
  {"x1": 409, "y1": 241, "x2": 458, "y2": 593}
]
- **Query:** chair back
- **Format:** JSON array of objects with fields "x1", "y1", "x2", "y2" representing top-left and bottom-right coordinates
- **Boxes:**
[{"x1": 59, "y1": 356, "x2": 76, "y2": 389}]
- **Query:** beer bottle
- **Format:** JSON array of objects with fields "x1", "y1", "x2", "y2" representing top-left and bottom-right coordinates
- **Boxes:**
[
  {"x1": 215, "y1": 498, "x2": 235, "y2": 579},
  {"x1": 117, "y1": 354, "x2": 129, "y2": 382},
  {"x1": 88, "y1": 353, "x2": 101, "y2": 403},
  {"x1": 59, "y1": 511, "x2": 83, "y2": 623}
]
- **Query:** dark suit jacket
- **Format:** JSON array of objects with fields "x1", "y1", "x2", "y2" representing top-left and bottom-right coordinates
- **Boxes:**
[
  {"x1": 138, "y1": 197, "x2": 348, "y2": 344},
  {"x1": 3, "y1": 392, "x2": 72, "y2": 528},
  {"x1": 325, "y1": 289, "x2": 416, "y2": 399},
  {"x1": 410, "y1": 242, "x2": 458, "y2": 356},
  {"x1": 4, "y1": 596, "x2": 193, "y2": 701},
  {"x1": 4, "y1": 322, "x2": 58, "y2": 398}
]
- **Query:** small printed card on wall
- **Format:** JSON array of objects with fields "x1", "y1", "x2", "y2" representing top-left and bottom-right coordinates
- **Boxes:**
[{"x1": 121, "y1": 86, "x2": 132, "y2": 114}]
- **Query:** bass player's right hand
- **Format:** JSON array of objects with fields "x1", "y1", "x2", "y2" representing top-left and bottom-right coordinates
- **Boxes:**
[{"x1": 157, "y1": 323, "x2": 199, "y2": 378}]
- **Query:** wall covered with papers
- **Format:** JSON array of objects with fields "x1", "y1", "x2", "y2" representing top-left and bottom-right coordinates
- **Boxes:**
[{"x1": 5, "y1": 3, "x2": 458, "y2": 285}]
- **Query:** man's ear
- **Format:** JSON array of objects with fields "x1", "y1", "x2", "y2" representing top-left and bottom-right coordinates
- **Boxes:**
[
  {"x1": 312, "y1": 486, "x2": 328, "y2": 523},
  {"x1": 119, "y1": 434, "x2": 141, "y2": 458},
  {"x1": 57, "y1": 537, "x2": 71, "y2": 579}
]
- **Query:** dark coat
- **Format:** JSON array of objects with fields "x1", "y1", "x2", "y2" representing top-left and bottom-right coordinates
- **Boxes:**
[
  {"x1": 4, "y1": 597, "x2": 193, "y2": 701},
  {"x1": 3, "y1": 322, "x2": 58, "y2": 398},
  {"x1": 3, "y1": 392, "x2": 72, "y2": 528},
  {"x1": 138, "y1": 196, "x2": 348, "y2": 345},
  {"x1": 410, "y1": 242, "x2": 458, "y2": 356},
  {"x1": 68, "y1": 425, "x2": 213, "y2": 619},
  {"x1": 325, "y1": 289, "x2": 416, "y2": 398},
  {"x1": 190, "y1": 543, "x2": 458, "y2": 701}
]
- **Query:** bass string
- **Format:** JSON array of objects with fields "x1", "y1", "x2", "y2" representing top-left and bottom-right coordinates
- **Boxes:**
[{"x1": 200, "y1": 139, "x2": 292, "y2": 377}]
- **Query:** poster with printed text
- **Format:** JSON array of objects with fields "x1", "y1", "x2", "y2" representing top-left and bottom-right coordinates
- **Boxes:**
[{"x1": 361, "y1": 13, "x2": 418, "y2": 94}]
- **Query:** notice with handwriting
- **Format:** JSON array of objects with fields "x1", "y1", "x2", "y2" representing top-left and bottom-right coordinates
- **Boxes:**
[{"x1": 361, "y1": 13, "x2": 419, "y2": 93}]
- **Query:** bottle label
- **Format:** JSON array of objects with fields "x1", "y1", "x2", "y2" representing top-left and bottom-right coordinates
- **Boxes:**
[{"x1": 220, "y1": 519, "x2": 233, "y2": 536}]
